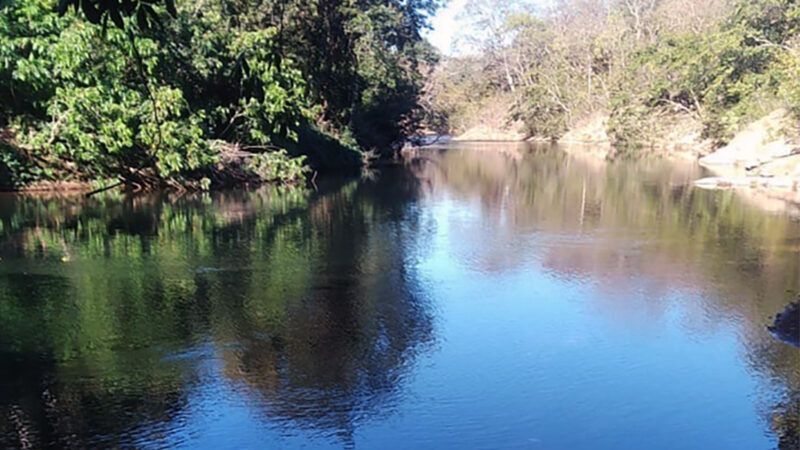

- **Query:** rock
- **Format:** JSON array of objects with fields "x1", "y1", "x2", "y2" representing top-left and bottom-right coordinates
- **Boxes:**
[
  {"x1": 407, "y1": 134, "x2": 451, "y2": 147},
  {"x1": 526, "y1": 135, "x2": 554, "y2": 143},
  {"x1": 755, "y1": 154, "x2": 800, "y2": 178},
  {"x1": 768, "y1": 300, "x2": 800, "y2": 347},
  {"x1": 693, "y1": 111, "x2": 800, "y2": 207},
  {"x1": 765, "y1": 177, "x2": 800, "y2": 190},
  {"x1": 700, "y1": 109, "x2": 799, "y2": 167}
]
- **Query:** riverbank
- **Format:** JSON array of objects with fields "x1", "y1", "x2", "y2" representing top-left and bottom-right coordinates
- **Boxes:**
[
  {"x1": 450, "y1": 111, "x2": 712, "y2": 160},
  {"x1": 0, "y1": 0, "x2": 429, "y2": 196},
  {"x1": 0, "y1": 124, "x2": 366, "y2": 194},
  {"x1": 690, "y1": 109, "x2": 800, "y2": 210},
  {"x1": 449, "y1": 108, "x2": 800, "y2": 204}
]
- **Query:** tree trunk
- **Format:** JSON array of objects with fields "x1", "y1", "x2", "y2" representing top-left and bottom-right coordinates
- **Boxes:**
[{"x1": 502, "y1": 52, "x2": 515, "y2": 93}]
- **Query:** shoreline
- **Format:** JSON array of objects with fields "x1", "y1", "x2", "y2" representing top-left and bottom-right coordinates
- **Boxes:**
[
  {"x1": 411, "y1": 133, "x2": 800, "y2": 215},
  {"x1": 444, "y1": 109, "x2": 800, "y2": 201}
]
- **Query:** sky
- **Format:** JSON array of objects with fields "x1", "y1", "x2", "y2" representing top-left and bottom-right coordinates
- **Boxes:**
[
  {"x1": 425, "y1": 0, "x2": 551, "y2": 56},
  {"x1": 425, "y1": 0, "x2": 469, "y2": 55}
]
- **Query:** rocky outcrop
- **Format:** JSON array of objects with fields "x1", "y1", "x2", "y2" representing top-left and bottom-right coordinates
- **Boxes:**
[
  {"x1": 700, "y1": 109, "x2": 800, "y2": 168},
  {"x1": 695, "y1": 110, "x2": 800, "y2": 209},
  {"x1": 754, "y1": 153, "x2": 800, "y2": 177},
  {"x1": 768, "y1": 300, "x2": 800, "y2": 347}
]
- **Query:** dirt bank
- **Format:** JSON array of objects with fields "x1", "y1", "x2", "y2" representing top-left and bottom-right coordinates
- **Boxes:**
[
  {"x1": 453, "y1": 124, "x2": 526, "y2": 141},
  {"x1": 556, "y1": 113, "x2": 612, "y2": 147},
  {"x1": 522, "y1": 112, "x2": 713, "y2": 160}
]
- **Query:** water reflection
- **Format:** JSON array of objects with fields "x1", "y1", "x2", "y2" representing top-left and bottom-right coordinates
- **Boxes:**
[
  {"x1": 0, "y1": 174, "x2": 435, "y2": 448},
  {"x1": 0, "y1": 144, "x2": 797, "y2": 448},
  {"x1": 410, "y1": 143, "x2": 800, "y2": 448}
]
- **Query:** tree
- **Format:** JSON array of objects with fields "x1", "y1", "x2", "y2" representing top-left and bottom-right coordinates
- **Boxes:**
[
  {"x1": 57, "y1": 0, "x2": 177, "y2": 28},
  {"x1": 0, "y1": 0, "x2": 443, "y2": 189},
  {"x1": 455, "y1": 0, "x2": 536, "y2": 93}
]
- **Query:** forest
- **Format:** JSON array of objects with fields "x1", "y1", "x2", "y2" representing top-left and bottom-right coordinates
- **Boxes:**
[
  {"x1": 3, "y1": 0, "x2": 800, "y2": 190},
  {"x1": 0, "y1": 0, "x2": 441, "y2": 190},
  {"x1": 426, "y1": 0, "x2": 800, "y2": 153}
]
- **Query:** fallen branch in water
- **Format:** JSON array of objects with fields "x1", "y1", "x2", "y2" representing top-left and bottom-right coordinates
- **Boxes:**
[{"x1": 84, "y1": 181, "x2": 124, "y2": 198}]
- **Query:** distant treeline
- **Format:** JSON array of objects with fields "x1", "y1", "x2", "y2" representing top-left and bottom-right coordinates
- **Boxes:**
[
  {"x1": 0, "y1": 0, "x2": 440, "y2": 190},
  {"x1": 425, "y1": 0, "x2": 800, "y2": 150}
]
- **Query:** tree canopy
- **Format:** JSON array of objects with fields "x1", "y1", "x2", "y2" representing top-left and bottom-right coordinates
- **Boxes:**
[
  {"x1": 0, "y1": 0, "x2": 442, "y2": 190},
  {"x1": 57, "y1": 0, "x2": 177, "y2": 28}
]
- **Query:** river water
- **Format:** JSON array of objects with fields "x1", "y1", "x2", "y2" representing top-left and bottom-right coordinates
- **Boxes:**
[{"x1": 0, "y1": 143, "x2": 798, "y2": 449}]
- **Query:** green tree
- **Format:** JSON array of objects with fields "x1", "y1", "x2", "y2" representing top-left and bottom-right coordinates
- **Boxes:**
[{"x1": 0, "y1": 0, "x2": 443, "y2": 189}]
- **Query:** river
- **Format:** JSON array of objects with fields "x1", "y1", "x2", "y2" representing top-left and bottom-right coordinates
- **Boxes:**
[{"x1": 0, "y1": 143, "x2": 798, "y2": 449}]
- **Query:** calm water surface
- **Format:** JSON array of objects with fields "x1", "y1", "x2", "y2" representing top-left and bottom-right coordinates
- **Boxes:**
[{"x1": 0, "y1": 144, "x2": 798, "y2": 449}]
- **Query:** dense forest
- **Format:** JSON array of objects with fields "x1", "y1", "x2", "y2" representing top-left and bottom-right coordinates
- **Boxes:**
[
  {"x1": 426, "y1": 0, "x2": 800, "y2": 153},
  {"x1": 0, "y1": 0, "x2": 441, "y2": 190}
]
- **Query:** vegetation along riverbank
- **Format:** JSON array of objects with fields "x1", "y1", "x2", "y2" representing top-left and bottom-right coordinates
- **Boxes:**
[
  {"x1": 423, "y1": 0, "x2": 800, "y2": 177},
  {"x1": 4, "y1": 0, "x2": 800, "y2": 197},
  {"x1": 0, "y1": 0, "x2": 440, "y2": 192}
]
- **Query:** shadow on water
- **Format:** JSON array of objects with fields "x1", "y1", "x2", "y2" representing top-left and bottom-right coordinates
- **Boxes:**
[{"x1": 0, "y1": 143, "x2": 797, "y2": 448}]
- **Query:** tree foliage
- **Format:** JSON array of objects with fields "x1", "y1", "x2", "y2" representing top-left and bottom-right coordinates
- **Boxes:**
[
  {"x1": 0, "y1": 0, "x2": 441, "y2": 189},
  {"x1": 427, "y1": 0, "x2": 800, "y2": 150},
  {"x1": 57, "y1": 0, "x2": 176, "y2": 28}
]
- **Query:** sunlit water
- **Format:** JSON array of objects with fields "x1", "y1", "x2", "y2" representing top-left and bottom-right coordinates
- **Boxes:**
[{"x1": 0, "y1": 143, "x2": 798, "y2": 449}]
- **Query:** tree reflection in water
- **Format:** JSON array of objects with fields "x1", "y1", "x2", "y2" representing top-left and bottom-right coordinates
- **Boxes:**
[{"x1": 0, "y1": 172, "x2": 435, "y2": 448}]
